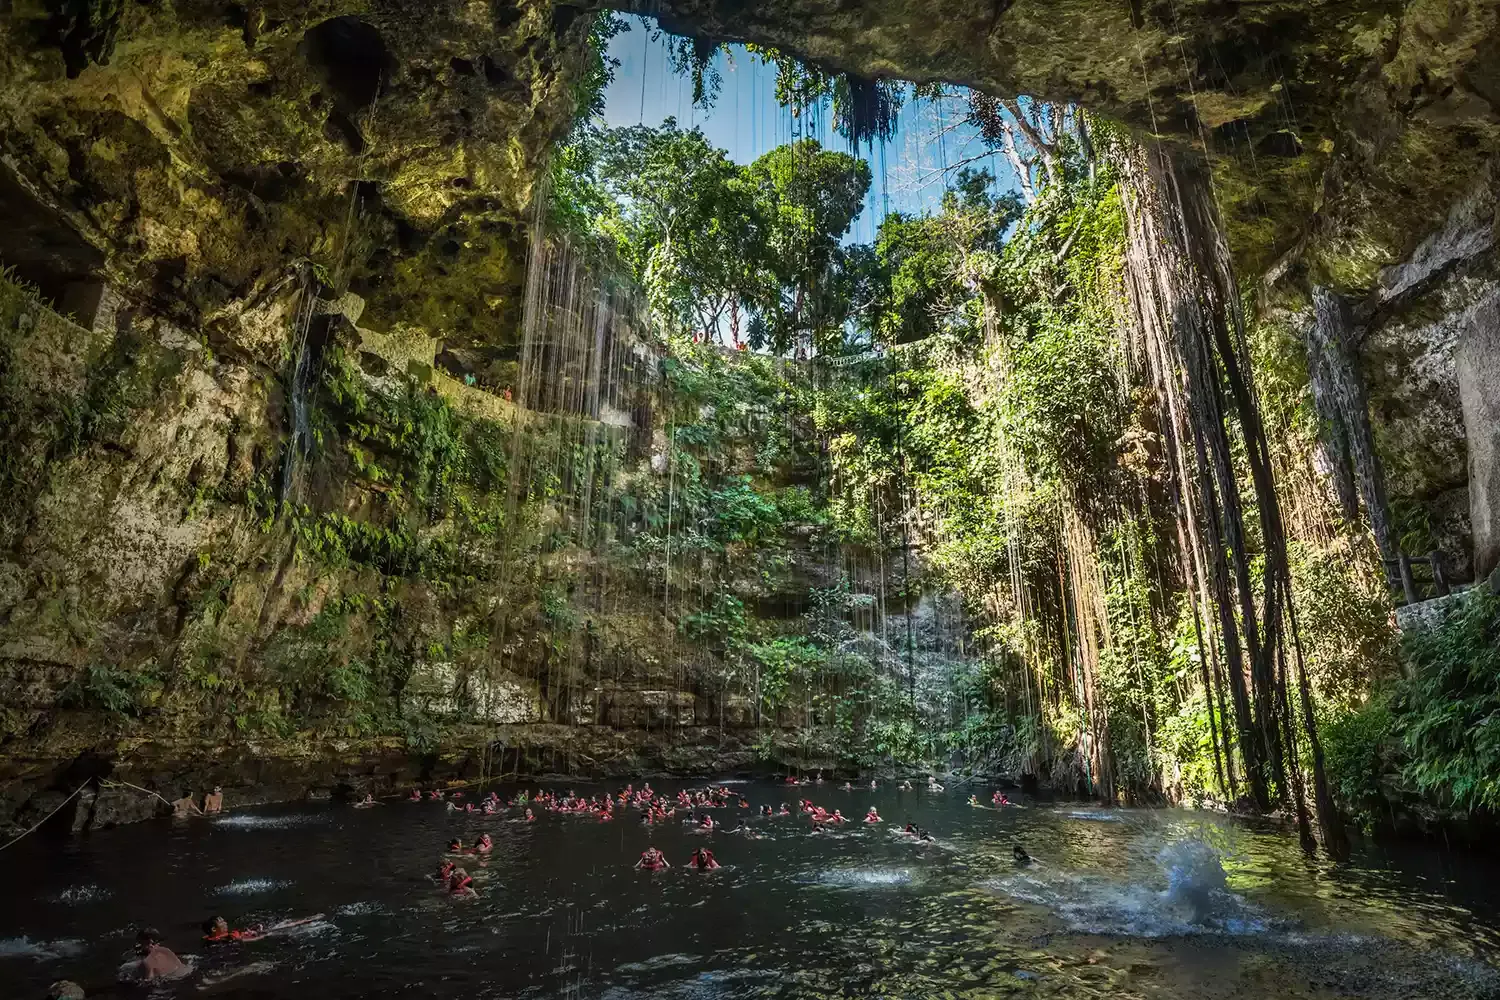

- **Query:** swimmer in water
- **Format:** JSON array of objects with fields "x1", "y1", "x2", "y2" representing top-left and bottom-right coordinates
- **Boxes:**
[
  {"x1": 132, "y1": 928, "x2": 185, "y2": 981},
  {"x1": 1012, "y1": 843, "x2": 1031, "y2": 864},
  {"x1": 902, "y1": 822, "x2": 917, "y2": 836},
  {"x1": 900, "y1": 780, "x2": 913, "y2": 791},
  {"x1": 864, "y1": 807, "x2": 881, "y2": 823},
  {"x1": 778, "y1": 803, "x2": 790, "y2": 816},
  {"x1": 448, "y1": 869, "x2": 477, "y2": 897},
  {"x1": 354, "y1": 792, "x2": 378, "y2": 808},
  {"x1": 448, "y1": 838, "x2": 463, "y2": 852},
  {"x1": 635, "y1": 846, "x2": 669, "y2": 871},
  {"x1": 170, "y1": 790, "x2": 203, "y2": 819},
  {"x1": 968, "y1": 794, "x2": 983, "y2": 807},
  {"x1": 927, "y1": 776, "x2": 944, "y2": 792},
  {"x1": 202, "y1": 916, "x2": 264, "y2": 943},
  {"x1": 524, "y1": 808, "x2": 535, "y2": 823},
  {"x1": 473, "y1": 833, "x2": 493, "y2": 854},
  {"x1": 869, "y1": 779, "x2": 877, "y2": 790},
  {"x1": 698, "y1": 814, "x2": 715, "y2": 830},
  {"x1": 688, "y1": 847, "x2": 721, "y2": 870},
  {"x1": 842, "y1": 781, "x2": 853, "y2": 791},
  {"x1": 436, "y1": 860, "x2": 456, "y2": 881},
  {"x1": 409, "y1": 788, "x2": 422, "y2": 802}
]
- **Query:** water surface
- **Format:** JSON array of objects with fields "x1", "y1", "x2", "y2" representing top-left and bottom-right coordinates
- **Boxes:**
[{"x1": 3, "y1": 780, "x2": 1498, "y2": 998}]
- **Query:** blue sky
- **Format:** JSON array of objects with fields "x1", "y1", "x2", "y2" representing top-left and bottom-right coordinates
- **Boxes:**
[{"x1": 599, "y1": 15, "x2": 1016, "y2": 246}]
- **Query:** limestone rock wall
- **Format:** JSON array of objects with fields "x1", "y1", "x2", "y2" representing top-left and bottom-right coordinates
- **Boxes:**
[
  {"x1": 1458, "y1": 301, "x2": 1500, "y2": 580},
  {"x1": 1353, "y1": 166, "x2": 1500, "y2": 583}
]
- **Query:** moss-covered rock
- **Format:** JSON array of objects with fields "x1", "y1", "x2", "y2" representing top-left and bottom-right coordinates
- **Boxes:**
[{"x1": 0, "y1": 0, "x2": 591, "y2": 344}]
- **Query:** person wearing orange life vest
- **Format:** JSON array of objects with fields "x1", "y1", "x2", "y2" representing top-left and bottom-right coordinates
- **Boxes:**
[
  {"x1": 635, "y1": 846, "x2": 669, "y2": 871},
  {"x1": 202, "y1": 916, "x2": 264, "y2": 944},
  {"x1": 449, "y1": 869, "x2": 477, "y2": 898}
]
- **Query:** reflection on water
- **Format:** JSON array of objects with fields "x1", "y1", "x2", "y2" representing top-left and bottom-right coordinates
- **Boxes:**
[{"x1": 2, "y1": 781, "x2": 1498, "y2": 998}]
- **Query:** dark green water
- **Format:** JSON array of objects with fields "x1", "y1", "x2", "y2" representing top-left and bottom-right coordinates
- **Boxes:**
[{"x1": 2, "y1": 780, "x2": 1498, "y2": 998}]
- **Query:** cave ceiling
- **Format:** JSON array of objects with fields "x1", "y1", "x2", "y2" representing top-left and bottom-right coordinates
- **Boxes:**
[
  {"x1": 632, "y1": 0, "x2": 1500, "y2": 292},
  {"x1": 1, "y1": 0, "x2": 1498, "y2": 349}
]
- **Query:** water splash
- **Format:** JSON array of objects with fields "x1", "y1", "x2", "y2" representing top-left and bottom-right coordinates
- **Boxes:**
[
  {"x1": 1157, "y1": 838, "x2": 1232, "y2": 924},
  {"x1": 1062, "y1": 809, "x2": 1128, "y2": 823},
  {"x1": 214, "y1": 813, "x2": 325, "y2": 830},
  {"x1": 215, "y1": 877, "x2": 293, "y2": 895},
  {"x1": 992, "y1": 836, "x2": 1266, "y2": 937},
  {"x1": 54, "y1": 884, "x2": 110, "y2": 904},
  {"x1": 809, "y1": 868, "x2": 913, "y2": 887},
  {"x1": 0, "y1": 936, "x2": 85, "y2": 960}
]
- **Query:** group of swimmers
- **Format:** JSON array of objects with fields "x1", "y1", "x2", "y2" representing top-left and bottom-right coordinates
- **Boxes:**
[
  {"x1": 53, "y1": 775, "x2": 1021, "y2": 992},
  {"x1": 431, "y1": 832, "x2": 495, "y2": 897},
  {"x1": 633, "y1": 845, "x2": 722, "y2": 871},
  {"x1": 787, "y1": 771, "x2": 951, "y2": 795},
  {"x1": 168, "y1": 785, "x2": 225, "y2": 819},
  {"x1": 395, "y1": 774, "x2": 1029, "y2": 900}
]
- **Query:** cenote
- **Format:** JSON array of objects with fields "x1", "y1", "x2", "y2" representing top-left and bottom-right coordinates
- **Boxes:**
[
  {"x1": 5, "y1": 2, "x2": 1500, "y2": 998},
  {"x1": 4, "y1": 784, "x2": 1500, "y2": 998}
]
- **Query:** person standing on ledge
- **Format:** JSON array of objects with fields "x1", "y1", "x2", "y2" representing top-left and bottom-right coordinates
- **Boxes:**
[
  {"x1": 203, "y1": 785, "x2": 224, "y2": 814},
  {"x1": 170, "y1": 790, "x2": 203, "y2": 819}
]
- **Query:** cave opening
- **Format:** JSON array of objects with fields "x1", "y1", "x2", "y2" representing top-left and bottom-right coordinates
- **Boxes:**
[
  {"x1": 299, "y1": 16, "x2": 393, "y2": 114},
  {"x1": 0, "y1": 4, "x2": 1498, "y2": 990}
]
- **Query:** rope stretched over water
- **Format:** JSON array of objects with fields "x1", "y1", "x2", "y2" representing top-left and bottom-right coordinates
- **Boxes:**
[
  {"x1": 101, "y1": 778, "x2": 174, "y2": 808},
  {"x1": 0, "y1": 783, "x2": 85, "y2": 853}
]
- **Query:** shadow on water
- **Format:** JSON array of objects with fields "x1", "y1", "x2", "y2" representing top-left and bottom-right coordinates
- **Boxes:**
[{"x1": 2, "y1": 782, "x2": 1499, "y2": 998}]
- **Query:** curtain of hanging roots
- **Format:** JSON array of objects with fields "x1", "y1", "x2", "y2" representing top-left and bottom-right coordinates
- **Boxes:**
[{"x1": 1117, "y1": 140, "x2": 1346, "y2": 856}]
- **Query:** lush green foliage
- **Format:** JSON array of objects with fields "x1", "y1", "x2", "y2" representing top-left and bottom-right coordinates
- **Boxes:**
[
  {"x1": 555, "y1": 122, "x2": 871, "y2": 353},
  {"x1": 1392, "y1": 590, "x2": 1500, "y2": 811},
  {"x1": 1320, "y1": 698, "x2": 1395, "y2": 830}
]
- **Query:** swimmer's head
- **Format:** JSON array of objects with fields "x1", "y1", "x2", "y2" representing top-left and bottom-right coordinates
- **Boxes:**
[
  {"x1": 46, "y1": 982, "x2": 86, "y2": 1000},
  {"x1": 202, "y1": 916, "x2": 229, "y2": 936},
  {"x1": 135, "y1": 928, "x2": 163, "y2": 954}
]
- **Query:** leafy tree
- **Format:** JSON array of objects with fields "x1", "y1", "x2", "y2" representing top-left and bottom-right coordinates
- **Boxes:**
[
  {"x1": 868, "y1": 168, "x2": 1021, "y2": 345},
  {"x1": 744, "y1": 140, "x2": 872, "y2": 352},
  {"x1": 592, "y1": 121, "x2": 765, "y2": 341}
]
